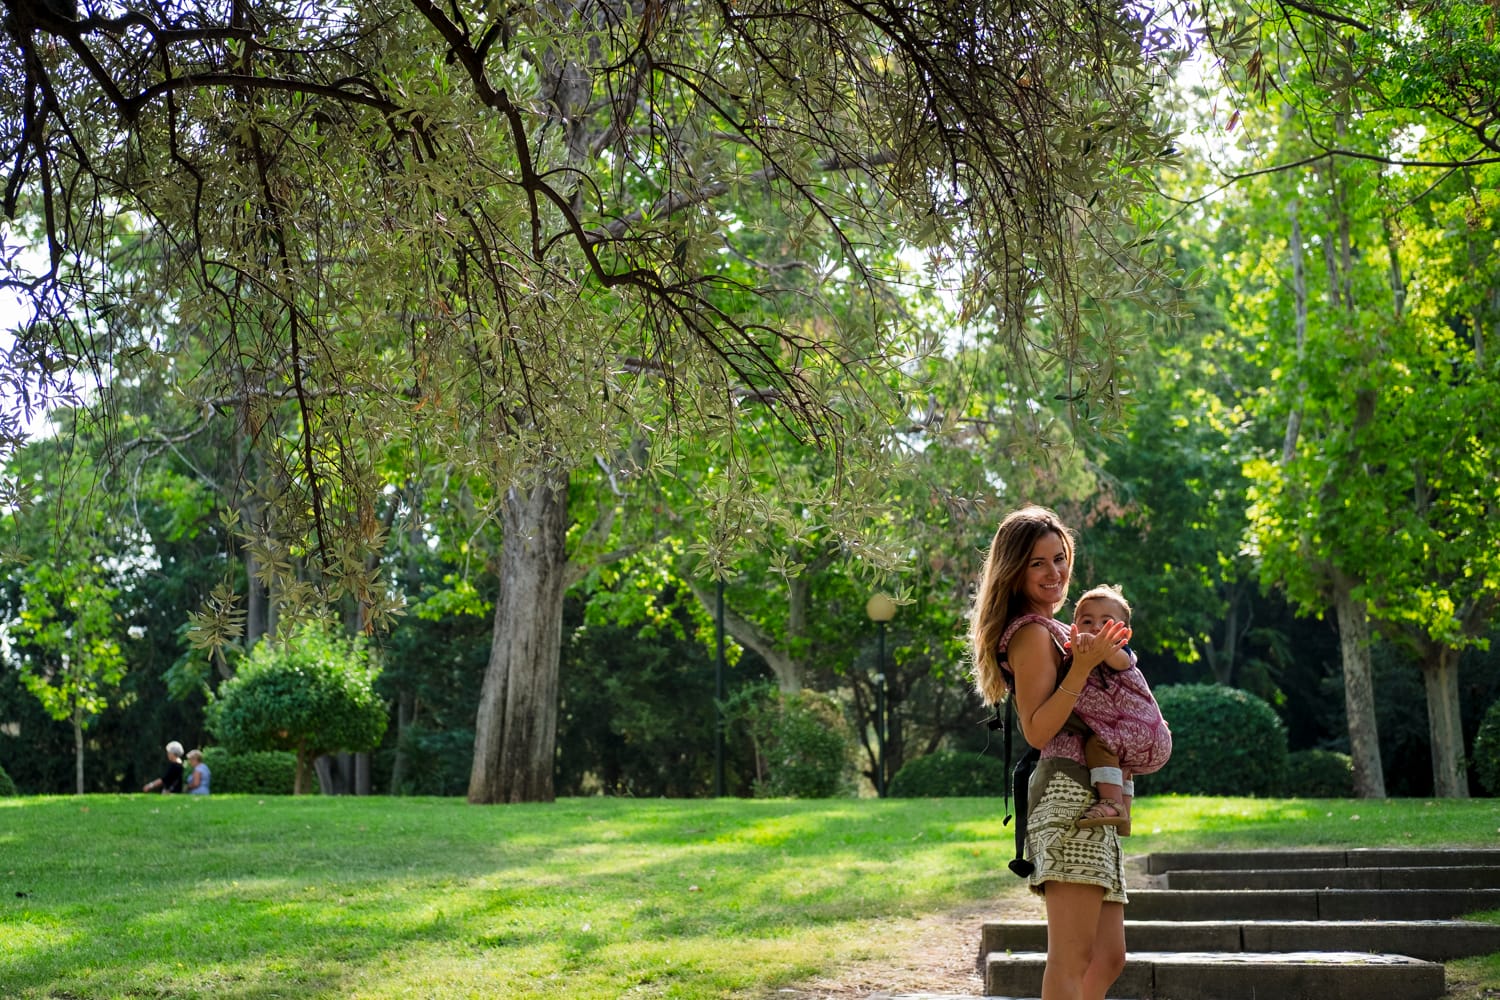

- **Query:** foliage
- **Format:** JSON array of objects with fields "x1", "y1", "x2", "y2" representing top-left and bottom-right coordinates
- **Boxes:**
[
  {"x1": 0, "y1": 761, "x2": 16, "y2": 796},
  {"x1": 558, "y1": 591, "x2": 768, "y2": 798},
  {"x1": 1282, "y1": 749, "x2": 1355, "y2": 798},
  {"x1": 1215, "y1": 3, "x2": 1500, "y2": 796},
  {"x1": 887, "y1": 750, "x2": 1008, "y2": 798},
  {"x1": 379, "y1": 726, "x2": 474, "y2": 798},
  {"x1": 1150, "y1": 684, "x2": 1288, "y2": 797},
  {"x1": 206, "y1": 625, "x2": 386, "y2": 793},
  {"x1": 199, "y1": 747, "x2": 297, "y2": 796},
  {"x1": 12, "y1": 561, "x2": 127, "y2": 727},
  {"x1": 728, "y1": 684, "x2": 855, "y2": 798},
  {"x1": 0, "y1": 0, "x2": 1191, "y2": 625},
  {"x1": 1474, "y1": 700, "x2": 1500, "y2": 796},
  {"x1": 371, "y1": 555, "x2": 493, "y2": 796}
]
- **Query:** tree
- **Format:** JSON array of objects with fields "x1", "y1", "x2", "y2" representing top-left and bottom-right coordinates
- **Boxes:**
[
  {"x1": 13, "y1": 561, "x2": 127, "y2": 794},
  {"x1": 206, "y1": 624, "x2": 386, "y2": 794},
  {"x1": 1, "y1": 1, "x2": 1196, "y2": 802},
  {"x1": 1224, "y1": 90, "x2": 1500, "y2": 798}
]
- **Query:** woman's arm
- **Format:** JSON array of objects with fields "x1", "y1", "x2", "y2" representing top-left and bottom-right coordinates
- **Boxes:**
[
  {"x1": 186, "y1": 768, "x2": 201, "y2": 791},
  {"x1": 1014, "y1": 619, "x2": 1130, "y2": 748}
]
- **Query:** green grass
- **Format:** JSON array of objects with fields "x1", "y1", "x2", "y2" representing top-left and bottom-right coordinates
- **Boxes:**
[{"x1": 0, "y1": 793, "x2": 1497, "y2": 999}]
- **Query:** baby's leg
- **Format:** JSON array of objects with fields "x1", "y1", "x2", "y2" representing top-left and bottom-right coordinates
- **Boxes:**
[
  {"x1": 1077, "y1": 734, "x2": 1126, "y2": 829},
  {"x1": 1120, "y1": 771, "x2": 1134, "y2": 836}
]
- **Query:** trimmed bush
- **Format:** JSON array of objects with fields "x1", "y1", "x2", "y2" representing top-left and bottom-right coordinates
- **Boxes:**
[
  {"x1": 1149, "y1": 684, "x2": 1288, "y2": 797},
  {"x1": 200, "y1": 748, "x2": 298, "y2": 795},
  {"x1": 0, "y1": 761, "x2": 16, "y2": 796},
  {"x1": 1283, "y1": 748, "x2": 1354, "y2": 797},
  {"x1": 207, "y1": 624, "x2": 386, "y2": 794},
  {"x1": 888, "y1": 750, "x2": 1008, "y2": 797},
  {"x1": 1474, "y1": 700, "x2": 1500, "y2": 795}
]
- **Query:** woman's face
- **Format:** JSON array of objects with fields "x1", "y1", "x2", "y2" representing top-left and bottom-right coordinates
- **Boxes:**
[{"x1": 1018, "y1": 531, "x2": 1070, "y2": 614}]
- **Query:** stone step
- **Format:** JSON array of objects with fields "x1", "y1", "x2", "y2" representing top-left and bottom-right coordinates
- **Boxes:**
[
  {"x1": 985, "y1": 949, "x2": 1445, "y2": 1000},
  {"x1": 1163, "y1": 864, "x2": 1500, "y2": 891},
  {"x1": 1126, "y1": 887, "x2": 1500, "y2": 921},
  {"x1": 982, "y1": 918, "x2": 1500, "y2": 962},
  {"x1": 1145, "y1": 847, "x2": 1500, "y2": 875}
]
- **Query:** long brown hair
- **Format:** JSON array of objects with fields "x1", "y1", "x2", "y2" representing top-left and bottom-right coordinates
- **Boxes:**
[{"x1": 968, "y1": 505, "x2": 1075, "y2": 705}]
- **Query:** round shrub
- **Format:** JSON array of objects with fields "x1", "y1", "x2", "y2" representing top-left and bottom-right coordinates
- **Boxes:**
[
  {"x1": 1474, "y1": 700, "x2": 1500, "y2": 795},
  {"x1": 0, "y1": 761, "x2": 17, "y2": 796},
  {"x1": 1282, "y1": 749, "x2": 1354, "y2": 798},
  {"x1": 199, "y1": 747, "x2": 298, "y2": 795},
  {"x1": 888, "y1": 750, "x2": 1008, "y2": 797},
  {"x1": 1149, "y1": 684, "x2": 1288, "y2": 797},
  {"x1": 207, "y1": 624, "x2": 386, "y2": 794}
]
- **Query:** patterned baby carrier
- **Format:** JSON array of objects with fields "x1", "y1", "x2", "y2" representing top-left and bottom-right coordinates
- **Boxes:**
[{"x1": 993, "y1": 614, "x2": 1172, "y2": 875}]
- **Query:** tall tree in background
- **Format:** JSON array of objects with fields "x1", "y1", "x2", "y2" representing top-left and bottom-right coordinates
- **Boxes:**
[
  {"x1": 1211, "y1": 2, "x2": 1500, "y2": 797},
  {"x1": 1, "y1": 421, "x2": 132, "y2": 794},
  {"x1": 0, "y1": 1, "x2": 1191, "y2": 801}
]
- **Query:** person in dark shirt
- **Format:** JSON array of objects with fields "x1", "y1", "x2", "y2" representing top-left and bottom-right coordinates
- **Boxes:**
[{"x1": 143, "y1": 740, "x2": 185, "y2": 793}]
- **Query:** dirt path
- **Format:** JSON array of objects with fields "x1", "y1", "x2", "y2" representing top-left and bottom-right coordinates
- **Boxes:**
[
  {"x1": 768, "y1": 896, "x2": 1029, "y2": 999},
  {"x1": 768, "y1": 856, "x2": 1154, "y2": 999}
]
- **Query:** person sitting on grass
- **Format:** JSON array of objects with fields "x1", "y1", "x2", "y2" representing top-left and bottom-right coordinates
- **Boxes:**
[
  {"x1": 142, "y1": 741, "x2": 185, "y2": 794},
  {"x1": 185, "y1": 749, "x2": 211, "y2": 796}
]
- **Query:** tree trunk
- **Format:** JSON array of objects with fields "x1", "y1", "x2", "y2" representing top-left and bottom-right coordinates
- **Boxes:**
[
  {"x1": 468, "y1": 469, "x2": 570, "y2": 804},
  {"x1": 390, "y1": 689, "x2": 415, "y2": 794},
  {"x1": 239, "y1": 416, "x2": 271, "y2": 652},
  {"x1": 1283, "y1": 202, "x2": 1308, "y2": 462},
  {"x1": 72, "y1": 704, "x2": 84, "y2": 795},
  {"x1": 1421, "y1": 642, "x2": 1469, "y2": 798},
  {"x1": 785, "y1": 573, "x2": 810, "y2": 693},
  {"x1": 294, "y1": 747, "x2": 311, "y2": 795},
  {"x1": 1333, "y1": 580, "x2": 1386, "y2": 798}
]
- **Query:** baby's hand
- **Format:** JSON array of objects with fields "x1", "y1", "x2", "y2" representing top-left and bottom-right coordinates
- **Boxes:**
[{"x1": 1068, "y1": 620, "x2": 1129, "y2": 668}]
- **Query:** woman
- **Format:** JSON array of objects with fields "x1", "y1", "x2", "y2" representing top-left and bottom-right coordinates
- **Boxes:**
[
  {"x1": 185, "y1": 749, "x2": 211, "y2": 795},
  {"x1": 970, "y1": 505, "x2": 1131, "y2": 1000}
]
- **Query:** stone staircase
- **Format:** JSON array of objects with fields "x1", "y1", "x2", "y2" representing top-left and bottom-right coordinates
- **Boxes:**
[{"x1": 979, "y1": 848, "x2": 1500, "y2": 999}]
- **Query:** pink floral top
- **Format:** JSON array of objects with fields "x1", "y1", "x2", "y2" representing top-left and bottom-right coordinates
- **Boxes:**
[
  {"x1": 999, "y1": 613, "x2": 1173, "y2": 774},
  {"x1": 997, "y1": 613, "x2": 1087, "y2": 766}
]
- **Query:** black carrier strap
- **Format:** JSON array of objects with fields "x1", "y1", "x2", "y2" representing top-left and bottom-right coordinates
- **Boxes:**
[
  {"x1": 992, "y1": 702, "x2": 1040, "y2": 877},
  {"x1": 992, "y1": 624, "x2": 1071, "y2": 879}
]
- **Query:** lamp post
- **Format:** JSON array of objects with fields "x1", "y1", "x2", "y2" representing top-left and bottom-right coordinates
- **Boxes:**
[
  {"x1": 715, "y1": 578, "x2": 727, "y2": 798},
  {"x1": 865, "y1": 593, "x2": 896, "y2": 798}
]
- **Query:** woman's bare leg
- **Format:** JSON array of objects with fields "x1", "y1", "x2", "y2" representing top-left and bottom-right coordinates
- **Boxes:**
[
  {"x1": 1041, "y1": 881, "x2": 1107, "y2": 1000},
  {"x1": 1081, "y1": 900, "x2": 1126, "y2": 1000}
]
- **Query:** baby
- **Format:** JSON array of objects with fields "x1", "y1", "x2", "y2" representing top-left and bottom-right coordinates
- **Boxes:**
[{"x1": 1066, "y1": 585, "x2": 1172, "y2": 834}]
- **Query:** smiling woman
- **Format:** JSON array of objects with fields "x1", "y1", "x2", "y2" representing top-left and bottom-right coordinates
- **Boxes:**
[{"x1": 968, "y1": 505, "x2": 1132, "y2": 1000}]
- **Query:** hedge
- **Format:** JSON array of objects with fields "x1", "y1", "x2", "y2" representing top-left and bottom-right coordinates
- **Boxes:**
[
  {"x1": 888, "y1": 750, "x2": 1008, "y2": 797},
  {"x1": 199, "y1": 748, "x2": 299, "y2": 795},
  {"x1": 1149, "y1": 684, "x2": 1288, "y2": 797}
]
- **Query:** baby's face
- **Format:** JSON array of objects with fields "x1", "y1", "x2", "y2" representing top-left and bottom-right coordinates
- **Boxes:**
[{"x1": 1075, "y1": 597, "x2": 1129, "y2": 633}]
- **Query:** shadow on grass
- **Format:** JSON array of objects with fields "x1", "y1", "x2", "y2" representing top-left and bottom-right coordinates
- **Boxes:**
[{"x1": 0, "y1": 795, "x2": 1004, "y2": 999}]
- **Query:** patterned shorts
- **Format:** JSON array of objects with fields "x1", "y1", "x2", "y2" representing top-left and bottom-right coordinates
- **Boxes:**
[{"x1": 1024, "y1": 757, "x2": 1127, "y2": 904}]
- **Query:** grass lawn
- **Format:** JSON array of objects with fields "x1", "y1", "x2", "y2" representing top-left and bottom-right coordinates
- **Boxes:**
[{"x1": 1, "y1": 792, "x2": 1497, "y2": 999}]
